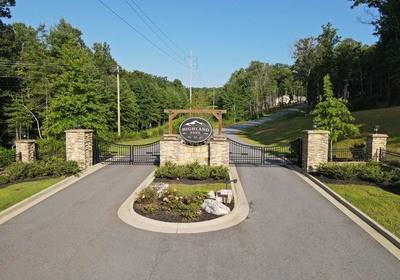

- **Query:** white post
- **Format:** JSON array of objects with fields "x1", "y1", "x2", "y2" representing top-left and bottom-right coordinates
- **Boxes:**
[{"x1": 117, "y1": 65, "x2": 121, "y2": 137}]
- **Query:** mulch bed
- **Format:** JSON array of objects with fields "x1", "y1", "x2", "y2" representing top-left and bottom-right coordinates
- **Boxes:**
[{"x1": 134, "y1": 201, "x2": 235, "y2": 223}]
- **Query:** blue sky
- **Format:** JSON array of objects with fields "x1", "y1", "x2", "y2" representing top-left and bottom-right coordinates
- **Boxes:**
[{"x1": 6, "y1": 0, "x2": 377, "y2": 87}]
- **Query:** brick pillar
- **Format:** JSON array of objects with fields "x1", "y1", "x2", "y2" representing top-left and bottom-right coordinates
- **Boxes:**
[
  {"x1": 65, "y1": 129, "x2": 93, "y2": 170},
  {"x1": 366, "y1": 134, "x2": 388, "y2": 162},
  {"x1": 302, "y1": 130, "x2": 329, "y2": 172},
  {"x1": 15, "y1": 140, "x2": 36, "y2": 163},
  {"x1": 209, "y1": 135, "x2": 229, "y2": 167}
]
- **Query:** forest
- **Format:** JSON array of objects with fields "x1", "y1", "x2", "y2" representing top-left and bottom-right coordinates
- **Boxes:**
[{"x1": 1, "y1": 0, "x2": 399, "y2": 147}]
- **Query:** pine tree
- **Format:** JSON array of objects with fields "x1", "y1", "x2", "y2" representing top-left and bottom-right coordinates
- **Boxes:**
[{"x1": 311, "y1": 74, "x2": 359, "y2": 159}]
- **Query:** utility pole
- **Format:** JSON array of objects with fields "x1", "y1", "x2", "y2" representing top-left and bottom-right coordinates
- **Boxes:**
[
  {"x1": 189, "y1": 50, "x2": 193, "y2": 107},
  {"x1": 117, "y1": 65, "x2": 121, "y2": 137}
]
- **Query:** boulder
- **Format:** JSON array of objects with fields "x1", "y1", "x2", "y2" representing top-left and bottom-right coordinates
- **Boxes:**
[
  {"x1": 201, "y1": 199, "x2": 231, "y2": 216},
  {"x1": 207, "y1": 191, "x2": 216, "y2": 199}
]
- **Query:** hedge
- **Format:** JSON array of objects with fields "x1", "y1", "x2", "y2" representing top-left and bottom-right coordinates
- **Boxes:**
[
  {"x1": 155, "y1": 162, "x2": 229, "y2": 180},
  {"x1": 316, "y1": 162, "x2": 400, "y2": 185},
  {"x1": 0, "y1": 158, "x2": 80, "y2": 185}
]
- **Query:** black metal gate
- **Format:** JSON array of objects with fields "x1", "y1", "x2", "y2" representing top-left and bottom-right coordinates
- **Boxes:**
[
  {"x1": 229, "y1": 138, "x2": 301, "y2": 166},
  {"x1": 93, "y1": 139, "x2": 160, "y2": 165}
]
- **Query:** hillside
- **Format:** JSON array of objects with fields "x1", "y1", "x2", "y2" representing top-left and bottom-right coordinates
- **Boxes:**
[{"x1": 240, "y1": 106, "x2": 400, "y2": 153}]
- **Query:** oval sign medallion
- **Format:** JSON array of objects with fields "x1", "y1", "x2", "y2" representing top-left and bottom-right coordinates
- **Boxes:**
[{"x1": 179, "y1": 117, "x2": 213, "y2": 144}]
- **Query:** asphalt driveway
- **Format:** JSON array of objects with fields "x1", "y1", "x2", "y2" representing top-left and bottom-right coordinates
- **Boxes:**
[{"x1": 0, "y1": 164, "x2": 399, "y2": 280}]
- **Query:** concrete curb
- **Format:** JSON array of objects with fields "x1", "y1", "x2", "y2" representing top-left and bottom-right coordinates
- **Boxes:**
[
  {"x1": 0, "y1": 162, "x2": 108, "y2": 225},
  {"x1": 291, "y1": 166, "x2": 400, "y2": 261},
  {"x1": 117, "y1": 165, "x2": 249, "y2": 234}
]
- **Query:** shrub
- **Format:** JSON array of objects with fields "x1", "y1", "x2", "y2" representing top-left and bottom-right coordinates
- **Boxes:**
[
  {"x1": 3, "y1": 159, "x2": 80, "y2": 183},
  {"x1": 0, "y1": 146, "x2": 15, "y2": 168},
  {"x1": 186, "y1": 162, "x2": 210, "y2": 180},
  {"x1": 139, "y1": 130, "x2": 148, "y2": 139},
  {"x1": 316, "y1": 162, "x2": 399, "y2": 185},
  {"x1": 155, "y1": 162, "x2": 229, "y2": 180},
  {"x1": 210, "y1": 165, "x2": 229, "y2": 180},
  {"x1": 0, "y1": 175, "x2": 10, "y2": 185}
]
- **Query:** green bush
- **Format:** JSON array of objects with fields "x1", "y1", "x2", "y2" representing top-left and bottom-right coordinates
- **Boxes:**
[
  {"x1": 0, "y1": 146, "x2": 15, "y2": 168},
  {"x1": 0, "y1": 175, "x2": 10, "y2": 184},
  {"x1": 186, "y1": 162, "x2": 210, "y2": 180},
  {"x1": 139, "y1": 130, "x2": 148, "y2": 139},
  {"x1": 155, "y1": 161, "x2": 229, "y2": 180},
  {"x1": 316, "y1": 162, "x2": 399, "y2": 185},
  {"x1": 3, "y1": 159, "x2": 80, "y2": 184},
  {"x1": 210, "y1": 165, "x2": 230, "y2": 180}
]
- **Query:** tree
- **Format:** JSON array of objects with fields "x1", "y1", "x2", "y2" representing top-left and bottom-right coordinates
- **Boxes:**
[
  {"x1": 44, "y1": 19, "x2": 109, "y2": 137},
  {"x1": 311, "y1": 75, "x2": 359, "y2": 159}
]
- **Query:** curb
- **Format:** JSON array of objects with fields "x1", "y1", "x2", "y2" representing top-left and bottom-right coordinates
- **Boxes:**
[
  {"x1": 0, "y1": 162, "x2": 108, "y2": 225},
  {"x1": 117, "y1": 165, "x2": 249, "y2": 234},
  {"x1": 291, "y1": 166, "x2": 400, "y2": 261}
]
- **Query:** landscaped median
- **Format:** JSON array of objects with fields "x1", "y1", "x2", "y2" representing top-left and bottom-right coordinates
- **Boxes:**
[
  {"x1": 313, "y1": 162, "x2": 400, "y2": 239},
  {"x1": 118, "y1": 162, "x2": 249, "y2": 234}
]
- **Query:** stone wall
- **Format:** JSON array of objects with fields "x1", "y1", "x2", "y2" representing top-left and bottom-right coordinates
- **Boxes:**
[
  {"x1": 302, "y1": 130, "x2": 329, "y2": 172},
  {"x1": 65, "y1": 129, "x2": 93, "y2": 170},
  {"x1": 15, "y1": 140, "x2": 36, "y2": 163},
  {"x1": 160, "y1": 134, "x2": 229, "y2": 167},
  {"x1": 366, "y1": 134, "x2": 388, "y2": 162}
]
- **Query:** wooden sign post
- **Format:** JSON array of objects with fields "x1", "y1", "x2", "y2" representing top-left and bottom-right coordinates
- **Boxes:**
[{"x1": 164, "y1": 109, "x2": 227, "y2": 135}]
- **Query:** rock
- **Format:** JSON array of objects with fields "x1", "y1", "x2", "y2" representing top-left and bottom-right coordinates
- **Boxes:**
[
  {"x1": 201, "y1": 199, "x2": 231, "y2": 216},
  {"x1": 154, "y1": 183, "x2": 169, "y2": 197},
  {"x1": 207, "y1": 191, "x2": 216, "y2": 199}
]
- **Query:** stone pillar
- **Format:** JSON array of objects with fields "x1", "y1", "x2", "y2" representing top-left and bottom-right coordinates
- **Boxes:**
[
  {"x1": 15, "y1": 140, "x2": 36, "y2": 163},
  {"x1": 302, "y1": 130, "x2": 329, "y2": 173},
  {"x1": 65, "y1": 129, "x2": 93, "y2": 170},
  {"x1": 209, "y1": 135, "x2": 229, "y2": 167},
  {"x1": 366, "y1": 134, "x2": 388, "y2": 162}
]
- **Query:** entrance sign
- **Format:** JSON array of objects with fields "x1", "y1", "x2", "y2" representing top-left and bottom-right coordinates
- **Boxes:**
[{"x1": 179, "y1": 117, "x2": 213, "y2": 144}]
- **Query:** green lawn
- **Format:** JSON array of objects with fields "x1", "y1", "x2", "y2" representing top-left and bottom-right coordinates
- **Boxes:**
[
  {"x1": 0, "y1": 177, "x2": 64, "y2": 211},
  {"x1": 239, "y1": 110, "x2": 312, "y2": 146},
  {"x1": 240, "y1": 106, "x2": 400, "y2": 152},
  {"x1": 328, "y1": 183, "x2": 400, "y2": 238},
  {"x1": 168, "y1": 183, "x2": 229, "y2": 196}
]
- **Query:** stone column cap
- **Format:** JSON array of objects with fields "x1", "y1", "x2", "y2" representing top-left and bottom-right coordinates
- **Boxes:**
[
  {"x1": 15, "y1": 139, "x2": 36, "y2": 143},
  {"x1": 303, "y1": 130, "x2": 330, "y2": 134},
  {"x1": 367, "y1": 133, "x2": 388, "y2": 138},
  {"x1": 212, "y1": 134, "x2": 228, "y2": 141},
  {"x1": 162, "y1": 134, "x2": 180, "y2": 141},
  {"x1": 65, "y1": 129, "x2": 94, "y2": 133}
]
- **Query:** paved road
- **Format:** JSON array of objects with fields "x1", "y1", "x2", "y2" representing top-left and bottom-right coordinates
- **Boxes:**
[{"x1": 0, "y1": 164, "x2": 399, "y2": 279}]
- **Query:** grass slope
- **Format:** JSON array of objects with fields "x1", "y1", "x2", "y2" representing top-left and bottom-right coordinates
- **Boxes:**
[
  {"x1": 241, "y1": 106, "x2": 400, "y2": 152},
  {"x1": 0, "y1": 177, "x2": 64, "y2": 211},
  {"x1": 329, "y1": 183, "x2": 400, "y2": 238}
]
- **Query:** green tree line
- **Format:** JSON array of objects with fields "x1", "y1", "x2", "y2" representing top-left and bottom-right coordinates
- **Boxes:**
[
  {"x1": 293, "y1": 0, "x2": 400, "y2": 110},
  {"x1": 0, "y1": 1, "x2": 188, "y2": 146}
]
